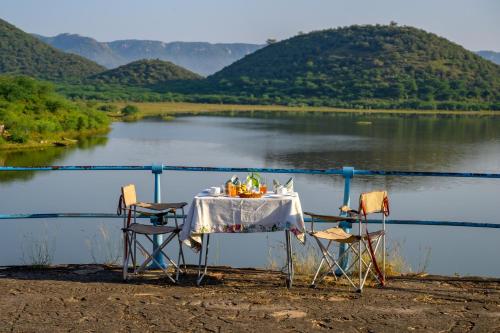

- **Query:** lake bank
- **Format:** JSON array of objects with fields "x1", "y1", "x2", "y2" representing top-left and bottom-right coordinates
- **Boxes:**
[
  {"x1": 0, "y1": 264, "x2": 498, "y2": 332},
  {"x1": 110, "y1": 101, "x2": 500, "y2": 121},
  {"x1": 3, "y1": 101, "x2": 499, "y2": 151}
]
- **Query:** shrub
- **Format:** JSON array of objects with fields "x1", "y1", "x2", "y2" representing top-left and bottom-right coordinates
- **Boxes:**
[
  {"x1": 121, "y1": 104, "x2": 139, "y2": 115},
  {"x1": 98, "y1": 104, "x2": 118, "y2": 112}
]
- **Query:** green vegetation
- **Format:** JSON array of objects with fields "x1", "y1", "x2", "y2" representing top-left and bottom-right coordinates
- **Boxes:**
[
  {"x1": 121, "y1": 104, "x2": 139, "y2": 115},
  {"x1": 110, "y1": 102, "x2": 500, "y2": 120},
  {"x1": 2, "y1": 17, "x2": 499, "y2": 112},
  {"x1": 0, "y1": 18, "x2": 105, "y2": 82},
  {"x1": 87, "y1": 59, "x2": 202, "y2": 86},
  {"x1": 57, "y1": 25, "x2": 500, "y2": 111},
  {"x1": 0, "y1": 76, "x2": 109, "y2": 147},
  {"x1": 194, "y1": 25, "x2": 500, "y2": 110}
]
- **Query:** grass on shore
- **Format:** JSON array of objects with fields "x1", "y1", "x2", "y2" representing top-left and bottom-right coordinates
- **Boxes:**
[{"x1": 109, "y1": 101, "x2": 500, "y2": 121}]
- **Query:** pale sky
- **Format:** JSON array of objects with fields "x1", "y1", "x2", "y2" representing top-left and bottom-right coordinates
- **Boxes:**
[{"x1": 1, "y1": 0, "x2": 499, "y2": 51}]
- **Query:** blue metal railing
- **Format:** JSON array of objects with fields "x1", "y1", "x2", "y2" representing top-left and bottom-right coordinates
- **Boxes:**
[{"x1": 1, "y1": 164, "x2": 500, "y2": 269}]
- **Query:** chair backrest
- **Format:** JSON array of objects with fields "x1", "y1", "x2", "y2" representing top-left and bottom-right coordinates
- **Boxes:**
[
  {"x1": 121, "y1": 184, "x2": 137, "y2": 208},
  {"x1": 358, "y1": 190, "x2": 389, "y2": 217}
]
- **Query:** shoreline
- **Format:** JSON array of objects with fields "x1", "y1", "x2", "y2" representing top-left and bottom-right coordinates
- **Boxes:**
[
  {"x1": 2, "y1": 102, "x2": 499, "y2": 151},
  {"x1": 112, "y1": 101, "x2": 500, "y2": 118}
]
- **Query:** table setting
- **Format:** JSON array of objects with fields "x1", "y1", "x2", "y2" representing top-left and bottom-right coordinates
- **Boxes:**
[{"x1": 179, "y1": 173, "x2": 306, "y2": 287}]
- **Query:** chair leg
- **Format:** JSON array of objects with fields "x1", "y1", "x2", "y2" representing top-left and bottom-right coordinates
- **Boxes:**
[
  {"x1": 358, "y1": 239, "x2": 362, "y2": 292},
  {"x1": 311, "y1": 238, "x2": 359, "y2": 289},
  {"x1": 133, "y1": 233, "x2": 137, "y2": 273},
  {"x1": 311, "y1": 257, "x2": 326, "y2": 287},
  {"x1": 311, "y1": 238, "x2": 332, "y2": 286},
  {"x1": 135, "y1": 238, "x2": 177, "y2": 283},
  {"x1": 383, "y1": 233, "x2": 386, "y2": 282},
  {"x1": 358, "y1": 236, "x2": 383, "y2": 290},
  {"x1": 122, "y1": 231, "x2": 129, "y2": 281}
]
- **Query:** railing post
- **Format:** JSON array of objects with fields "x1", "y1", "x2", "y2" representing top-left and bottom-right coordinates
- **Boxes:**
[
  {"x1": 150, "y1": 163, "x2": 165, "y2": 269},
  {"x1": 337, "y1": 166, "x2": 354, "y2": 274}
]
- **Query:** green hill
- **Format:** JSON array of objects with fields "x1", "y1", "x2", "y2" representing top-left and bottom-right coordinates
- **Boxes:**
[
  {"x1": 0, "y1": 18, "x2": 105, "y2": 82},
  {"x1": 87, "y1": 59, "x2": 202, "y2": 86},
  {"x1": 189, "y1": 25, "x2": 500, "y2": 110},
  {"x1": 0, "y1": 75, "x2": 109, "y2": 146}
]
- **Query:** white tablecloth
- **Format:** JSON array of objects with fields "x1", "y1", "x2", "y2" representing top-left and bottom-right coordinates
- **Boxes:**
[{"x1": 180, "y1": 192, "x2": 306, "y2": 249}]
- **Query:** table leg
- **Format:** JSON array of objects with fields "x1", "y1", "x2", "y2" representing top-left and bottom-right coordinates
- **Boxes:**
[
  {"x1": 196, "y1": 234, "x2": 210, "y2": 286},
  {"x1": 285, "y1": 230, "x2": 293, "y2": 289}
]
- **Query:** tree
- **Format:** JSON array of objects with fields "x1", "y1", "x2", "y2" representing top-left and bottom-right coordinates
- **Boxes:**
[{"x1": 121, "y1": 105, "x2": 139, "y2": 115}]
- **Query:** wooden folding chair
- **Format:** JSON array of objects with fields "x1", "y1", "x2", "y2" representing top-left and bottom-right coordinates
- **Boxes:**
[
  {"x1": 118, "y1": 184, "x2": 187, "y2": 283},
  {"x1": 306, "y1": 190, "x2": 389, "y2": 292}
]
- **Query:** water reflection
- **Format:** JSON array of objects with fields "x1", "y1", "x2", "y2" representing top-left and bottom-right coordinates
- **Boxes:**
[{"x1": 0, "y1": 136, "x2": 108, "y2": 183}]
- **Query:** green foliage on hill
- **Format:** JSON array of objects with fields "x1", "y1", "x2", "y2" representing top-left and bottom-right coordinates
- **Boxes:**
[
  {"x1": 0, "y1": 18, "x2": 105, "y2": 82},
  {"x1": 0, "y1": 76, "x2": 109, "y2": 145},
  {"x1": 178, "y1": 25, "x2": 499, "y2": 110},
  {"x1": 87, "y1": 59, "x2": 202, "y2": 86},
  {"x1": 55, "y1": 25, "x2": 500, "y2": 111}
]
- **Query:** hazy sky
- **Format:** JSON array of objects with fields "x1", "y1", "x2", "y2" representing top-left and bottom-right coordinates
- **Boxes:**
[{"x1": 2, "y1": 0, "x2": 499, "y2": 50}]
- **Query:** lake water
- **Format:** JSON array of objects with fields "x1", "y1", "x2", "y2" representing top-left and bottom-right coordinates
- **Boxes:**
[{"x1": 1, "y1": 112, "x2": 500, "y2": 276}]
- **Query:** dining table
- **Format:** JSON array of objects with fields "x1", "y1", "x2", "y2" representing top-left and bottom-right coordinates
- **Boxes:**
[{"x1": 179, "y1": 189, "x2": 306, "y2": 288}]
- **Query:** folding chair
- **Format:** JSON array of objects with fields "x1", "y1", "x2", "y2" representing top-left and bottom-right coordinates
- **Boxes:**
[
  {"x1": 306, "y1": 190, "x2": 389, "y2": 292},
  {"x1": 118, "y1": 184, "x2": 187, "y2": 283}
]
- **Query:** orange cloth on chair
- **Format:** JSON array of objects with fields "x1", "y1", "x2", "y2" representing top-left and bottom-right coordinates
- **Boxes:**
[{"x1": 359, "y1": 191, "x2": 389, "y2": 216}]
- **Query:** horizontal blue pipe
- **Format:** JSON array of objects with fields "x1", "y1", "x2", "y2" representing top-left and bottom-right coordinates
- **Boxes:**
[
  {"x1": 0, "y1": 213, "x2": 499, "y2": 229},
  {"x1": 1, "y1": 165, "x2": 500, "y2": 178},
  {"x1": 162, "y1": 165, "x2": 344, "y2": 175},
  {"x1": 0, "y1": 165, "x2": 151, "y2": 172}
]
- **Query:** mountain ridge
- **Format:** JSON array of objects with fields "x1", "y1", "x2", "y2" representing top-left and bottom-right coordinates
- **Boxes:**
[
  {"x1": 34, "y1": 33, "x2": 263, "y2": 76},
  {"x1": 32, "y1": 32, "x2": 500, "y2": 75}
]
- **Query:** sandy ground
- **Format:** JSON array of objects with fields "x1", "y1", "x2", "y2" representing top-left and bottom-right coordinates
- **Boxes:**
[{"x1": 0, "y1": 265, "x2": 499, "y2": 332}]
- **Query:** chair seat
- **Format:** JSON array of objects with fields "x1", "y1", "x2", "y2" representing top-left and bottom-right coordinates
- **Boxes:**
[
  {"x1": 125, "y1": 223, "x2": 180, "y2": 235},
  {"x1": 309, "y1": 227, "x2": 356, "y2": 243},
  {"x1": 309, "y1": 228, "x2": 384, "y2": 243},
  {"x1": 135, "y1": 202, "x2": 188, "y2": 211}
]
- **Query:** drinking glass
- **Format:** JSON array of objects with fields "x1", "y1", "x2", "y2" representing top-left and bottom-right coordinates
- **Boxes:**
[{"x1": 260, "y1": 177, "x2": 267, "y2": 194}]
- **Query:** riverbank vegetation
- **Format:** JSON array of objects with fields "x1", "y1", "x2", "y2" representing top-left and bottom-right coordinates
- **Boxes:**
[
  {"x1": 0, "y1": 76, "x2": 109, "y2": 149},
  {"x1": 102, "y1": 101, "x2": 500, "y2": 122}
]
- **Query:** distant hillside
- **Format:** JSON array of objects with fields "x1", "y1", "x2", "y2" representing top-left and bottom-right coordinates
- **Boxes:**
[
  {"x1": 0, "y1": 19, "x2": 105, "y2": 82},
  {"x1": 87, "y1": 59, "x2": 201, "y2": 86},
  {"x1": 34, "y1": 33, "x2": 263, "y2": 76},
  {"x1": 33, "y1": 33, "x2": 123, "y2": 69},
  {"x1": 476, "y1": 50, "x2": 500, "y2": 65},
  {"x1": 188, "y1": 25, "x2": 500, "y2": 110}
]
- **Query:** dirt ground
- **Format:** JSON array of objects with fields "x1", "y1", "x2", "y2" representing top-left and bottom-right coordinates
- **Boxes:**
[{"x1": 0, "y1": 265, "x2": 499, "y2": 333}]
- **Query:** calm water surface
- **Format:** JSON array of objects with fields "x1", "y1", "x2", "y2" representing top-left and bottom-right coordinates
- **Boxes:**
[{"x1": 1, "y1": 113, "x2": 499, "y2": 276}]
